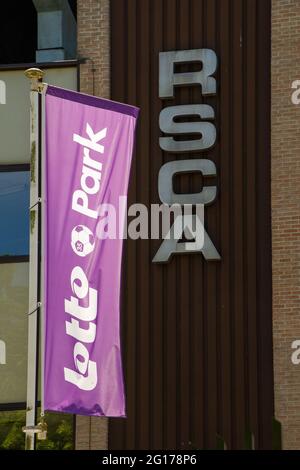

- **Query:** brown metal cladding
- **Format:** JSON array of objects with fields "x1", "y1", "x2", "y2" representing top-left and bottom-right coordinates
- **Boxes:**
[{"x1": 109, "y1": 0, "x2": 273, "y2": 450}]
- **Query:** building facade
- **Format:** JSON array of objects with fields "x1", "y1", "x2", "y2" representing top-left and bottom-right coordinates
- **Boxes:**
[{"x1": 77, "y1": 0, "x2": 300, "y2": 450}]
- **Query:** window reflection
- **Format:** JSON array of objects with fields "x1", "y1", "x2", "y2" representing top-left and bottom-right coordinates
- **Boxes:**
[{"x1": 0, "y1": 171, "x2": 30, "y2": 257}]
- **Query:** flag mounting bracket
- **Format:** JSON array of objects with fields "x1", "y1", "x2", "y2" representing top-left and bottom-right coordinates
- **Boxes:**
[
  {"x1": 22, "y1": 425, "x2": 42, "y2": 433},
  {"x1": 22, "y1": 419, "x2": 48, "y2": 441},
  {"x1": 27, "y1": 302, "x2": 42, "y2": 316},
  {"x1": 29, "y1": 197, "x2": 42, "y2": 210}
]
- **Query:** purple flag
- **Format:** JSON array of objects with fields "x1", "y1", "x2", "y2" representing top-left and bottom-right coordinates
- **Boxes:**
[{"x1": 44, "y1": 86, "x2": 139, "y2": 417}]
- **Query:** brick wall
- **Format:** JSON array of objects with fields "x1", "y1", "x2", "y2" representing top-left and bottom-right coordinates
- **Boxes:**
[
  {"x1": 77, "y1": 0, "x2": 110, "y2": 99},
  {"x1": 75, "y1": 0, "x2": 110, "y2": 450},
  {"x1": 272, "y1": 0, "x2": 300, "y2": 450}
]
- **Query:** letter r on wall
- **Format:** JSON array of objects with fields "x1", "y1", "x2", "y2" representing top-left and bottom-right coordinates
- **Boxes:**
[{"x1": 159, "y1": 49, "x2": 217, "y2": 99}]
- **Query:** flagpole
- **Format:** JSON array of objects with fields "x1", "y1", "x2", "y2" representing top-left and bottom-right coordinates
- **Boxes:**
[{"x1": 24, "y1": 68, "x2": 45, "y2": 450}]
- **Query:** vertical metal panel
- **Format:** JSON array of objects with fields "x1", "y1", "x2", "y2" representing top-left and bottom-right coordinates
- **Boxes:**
[
  {"x1": 245, "y1": 0, "x2": 257, "y2": 442},
  {"x1": 150, "y1": 0, "x2": 164, "y2": 449},
  {"x1": 218, "y1": 0, "x2": 232, "y2": 447},
  {"x1": 256, "y1": 0, "x2": 273, "y2": 448},
  {"x1": 109, "y1": 0, "x2": 272, "y2": 450}
]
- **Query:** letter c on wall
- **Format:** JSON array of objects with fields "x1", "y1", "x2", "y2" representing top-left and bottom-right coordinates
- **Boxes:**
[{"x1": 158, "y1": 159, "x2": 217, "y2": 206}]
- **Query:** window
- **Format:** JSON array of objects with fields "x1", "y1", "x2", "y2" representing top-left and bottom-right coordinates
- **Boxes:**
[
  {"x1": 0, "y1": 3, "x2": 37, "y2": 64},
  {"x1": 0, "y1": 167, "x2": 30, "y2": 258},
  {"x1": 0, "y1": 262, "x2": 28, "y2": 405}
]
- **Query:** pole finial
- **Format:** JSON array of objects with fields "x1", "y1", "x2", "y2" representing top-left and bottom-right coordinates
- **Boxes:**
[{"x1": 25, "y1": 68, "x2": 45, "y2": 92}]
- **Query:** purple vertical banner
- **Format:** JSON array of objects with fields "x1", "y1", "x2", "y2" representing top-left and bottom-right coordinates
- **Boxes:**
[{"x1": 44, "y1": 86, "x2": 139, "y2": 417}]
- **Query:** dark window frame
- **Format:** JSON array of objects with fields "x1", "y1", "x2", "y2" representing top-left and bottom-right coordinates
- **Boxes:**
[
  {"x1": 0, "y1": 402, "x2": 27, "y2": 412},
  {"x1": 0, "y1": 163, "x2": 30, "y2": 263}
]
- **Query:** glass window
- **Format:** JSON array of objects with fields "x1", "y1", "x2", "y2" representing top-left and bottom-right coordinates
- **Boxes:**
[
  {"x1": 0, "y1": 262, "x2": 28, "y2": 404},
  {"x1": 0, "y1": 170, "x2": 30, "y2": 257}
]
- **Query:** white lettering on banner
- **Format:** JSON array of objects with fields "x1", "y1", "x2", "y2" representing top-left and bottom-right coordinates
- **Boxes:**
[
  {"x1": 64, "y1": 266, "x2": 98, "y2": 391},
  {"x1": 291, "y1": 340, "x2": 300, "y2": 365},
  {"x1": 73, "y1": 124, "x2": 107, "y2": 154},
  {"x1": 72, "y1": 123, "x2": 107, "y2": 219},
  {"x1": 63, "y1": 123, "x2": 107, "y2": 391}
]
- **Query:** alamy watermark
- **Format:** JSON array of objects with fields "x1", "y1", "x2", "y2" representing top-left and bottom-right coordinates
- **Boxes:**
[
  {"x1": 0, "y1": 80, "x2": 6, "y2": 104},
  {"x1": 287, "y1": 83, "x2": 300, "y2": 364},
  {"x1": 95, "y1": 198, "x2": 204, "y2": 241}
]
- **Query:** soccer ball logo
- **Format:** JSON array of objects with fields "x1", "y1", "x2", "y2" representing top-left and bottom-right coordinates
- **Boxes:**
[{"x1": 71, "y1": 225, "x2": 95, "y2": 257}]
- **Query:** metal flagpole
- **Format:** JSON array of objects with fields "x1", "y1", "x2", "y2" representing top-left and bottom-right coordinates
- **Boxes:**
[{"x1": 23, "y1": 68, "x2": 45, "y2": 450}]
